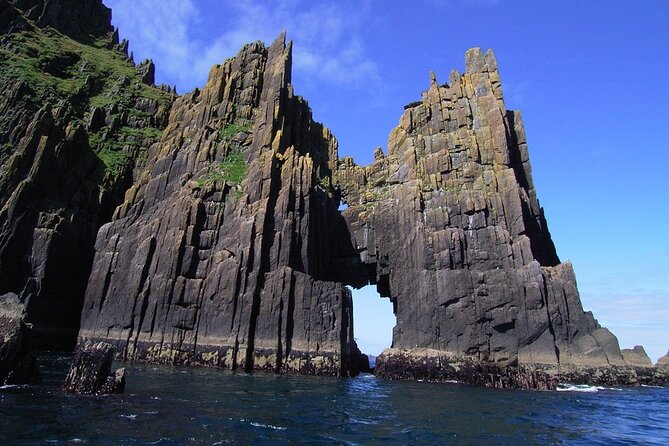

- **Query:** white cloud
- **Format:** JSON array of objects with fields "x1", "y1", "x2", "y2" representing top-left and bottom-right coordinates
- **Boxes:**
[
  {"x1": 581, "y1": 287, "x2": 669, "y2": 363},
  {"x1": 104, "y1": 0, "x2": 199, "y2": 88},
  {"x1": 104, "y1": 0, "x2": 379, "y2": 93}
]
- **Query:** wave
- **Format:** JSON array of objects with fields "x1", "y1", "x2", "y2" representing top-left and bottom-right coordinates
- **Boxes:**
[
  {"x1": 0, "y1": 384, "x2": 29, "y2": 390},
  {"x1": 556, "y1": 384, "x2": 600, "y2": 393},
  {"x1": 250, "y1": 421, "x2": 287, "y2": 431}
]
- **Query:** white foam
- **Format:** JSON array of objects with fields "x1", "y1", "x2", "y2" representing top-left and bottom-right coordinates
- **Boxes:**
[
  {"x1": 250, "y1": 422, "x2": 287, "y2": 431},
  {"x1": 120, "y1": 414, "x2": 138, "y2": 420},
  {"x1": 556, "y1": 384, "x2": 599, "y2": 393},
  {"x1": 0, "y1": 384, "x2": 28, "y2": 390}
]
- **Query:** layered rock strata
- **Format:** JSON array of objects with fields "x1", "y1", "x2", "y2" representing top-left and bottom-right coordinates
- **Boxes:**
[
  {"x1": 332, "y1": 49, "x2": 664, "y2": 388},
  {"x1": 79, "y1": 34, "x2": 366, "y2": 376},
  {"x1": 76, "y1": 34, "x2": 667, "y2": 386},
  {"x1": 0, "y1": 0, "x2": 173, "y2": 350},
  {"x1": 1, "y1": 0, "x2": 664, "y2": 388}
]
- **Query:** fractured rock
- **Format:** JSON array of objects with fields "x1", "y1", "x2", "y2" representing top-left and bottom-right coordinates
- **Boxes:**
[
  {"x1": 1, "y1": 0, "x2": 655, "y2": 389},
  {"x1": 78, "y1": 34, "x2": 365, "y2": 377},
  {"x1": 0, "y1": 293, "x2": 41, "y2": 385},
  {"x1": 621, "y1": 345, "x2": 653, "y2": 367},
  {"x1": 63, "y1": 341, "x2": 124, "y2": 395},
  {"x1": 0, "y1": 3, "x2": 174, "y2": 351},
  {"x1": 9, "y1": 0, "x2": 114, "y2": 40},
  {"x1": 75, "y1": 38, "x2": 655, "y2": 388},
  {"x1": 334, "y1": 49, "x2": 630, "y2": 386}
]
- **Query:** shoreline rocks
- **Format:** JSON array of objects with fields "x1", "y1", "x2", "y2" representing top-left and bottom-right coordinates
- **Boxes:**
[
  {"x1": 375, "y1": 347, "x2": 669, "y2": 389},
  {"x1": 0, "y1": 293, "x2": 41, "y2": 385},
  {"x1": 63, "y1": 342, "x2": 124, "y2": 395}
]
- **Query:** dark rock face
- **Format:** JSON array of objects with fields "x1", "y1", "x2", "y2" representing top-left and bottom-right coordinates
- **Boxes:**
[
  {"x1": 0, "y1": 2, "x2": 173, "y2": 350},
  {"x1": 79, "y1": 34, "x2": 366, "y2": 376},
  {"x1": 0, "y1": 106, "x2": 107, "y2": 350},
  {"x1": 375, "y1": 348, "x2": 557, "y2": 390},
  {"x1": 75, "y1": 37, "x2": 663, "y2": 387},
  {"x1": 63, "y1": 341, "x2": 124, "y2": 395},
  {"x1": 0, "y1": 0, "x2": 662, "y2": 388},
  {"x1": 0, "y1": 293, "x2": 41, "y2": 385},
  {"x1": 332, "y1": 49, "x2": 635, "y2": 386},
  {"x1": 10, "y1": 0, "x2": 113, "y2": 40}
]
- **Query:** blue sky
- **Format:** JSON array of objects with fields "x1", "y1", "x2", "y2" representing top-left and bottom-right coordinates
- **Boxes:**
[{"x1": 103, "y1": 0, "x2": 669, "y2": 362}]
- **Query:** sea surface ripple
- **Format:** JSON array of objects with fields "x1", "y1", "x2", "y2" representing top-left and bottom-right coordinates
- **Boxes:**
[{"x1": 1, "y1": 354, "x2": 668, "y2": 445}]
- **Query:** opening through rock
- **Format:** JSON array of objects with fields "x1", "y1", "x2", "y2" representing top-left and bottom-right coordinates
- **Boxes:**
[{"x1": 350, "y1": 285, "x2": 396, "y2": 369}]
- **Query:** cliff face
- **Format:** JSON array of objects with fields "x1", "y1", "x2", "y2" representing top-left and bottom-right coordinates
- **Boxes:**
[
  {"x1": 79, "y1": 34, "x2": 366, "y2": 376},
  {"x1": 334, "y1": 49, "x2": 625, "y2": 376},
  {"x1": 0, "y1": 0, "x2": 173, "y2": 350},
  {"x1": 76, "y1": 40, "x2": 639, "y2": 385}
]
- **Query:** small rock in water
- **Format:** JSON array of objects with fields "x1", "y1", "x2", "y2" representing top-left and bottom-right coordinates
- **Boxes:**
[
  {"x1": 0, "y1": 293, "x2": 41, "y2": 385},
  {"x1": 63, "y1": 342, "x2": 125, "y2": 395}
]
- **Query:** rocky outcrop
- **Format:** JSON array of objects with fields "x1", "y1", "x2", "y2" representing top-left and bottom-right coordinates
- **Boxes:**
[
  {"x1": 621, "y1": 345, "x2": 653, "y2": 367},
  {"x1": 657, "y1": 351, "x2": 669, "y2": 367},
  {"x1": 0, "y1": 0, "x2": 173, "y2": 351},
  {"x1": 375, "y1": 348, "x2": 558, "y2": 390},
  {"x1": 0, "y1": 293, "x2": 41, "y2": 384},
  {"x1": 0, "y1": 0, "x2": 662, "y2": 389},
  {"x1": 330, "y1": 49, "x2": 637, "y2": 387},
  {"x1": 75, "y1": 36, "x2": 663, "y2": 387},
  {"x1": 63, "y1": 341, "x2": 124, "y2": 395},
  {"x1": 78, "y1": 34, "x2": 366, "y2": 376},
  {"x1": 9, "y1": 0, "x2": 113, "y2": 40}
]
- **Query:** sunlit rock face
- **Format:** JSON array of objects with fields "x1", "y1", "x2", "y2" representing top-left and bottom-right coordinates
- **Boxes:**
[
  {"x1": 78, "y1": 40, "x2": 643, "y2": 386},
  {"x1": 335, "y1": 49, "x2": 626, "y2": 376},
  {"x1": 78, "y1": 34, "x2": 367, "y2": 377}
]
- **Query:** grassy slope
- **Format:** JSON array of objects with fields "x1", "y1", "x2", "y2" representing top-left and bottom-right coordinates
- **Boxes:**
[{"x1": 0, "y1": 22, "x2": 171, "y2": 178}]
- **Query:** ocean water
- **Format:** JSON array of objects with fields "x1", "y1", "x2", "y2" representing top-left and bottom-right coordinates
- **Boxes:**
[{"x1": 1, "y1": 354, "x2": 668, "y2": 445}]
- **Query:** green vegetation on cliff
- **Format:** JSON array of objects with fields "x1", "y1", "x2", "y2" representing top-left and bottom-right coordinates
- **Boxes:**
[
  {"x1": 219, "y1": 123, "x2": 251, "y2": 141},
  {"x1": 197, "y1": 148, "x2": 247, "y2": 188},
  {"x1": 0, "y1": 21, "x2": 171, "y2": 180},
  {"x1": 0, "y1": 26, "x2": 168, "y2": 109}
]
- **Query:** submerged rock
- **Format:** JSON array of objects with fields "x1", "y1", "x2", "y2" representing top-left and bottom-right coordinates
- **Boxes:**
[
  {"x1": 63, "y1": 342, "x2": 125, "y2": 395},
  {"x1": 0, "y1": 293, "x2": 41, "y2": 385}
]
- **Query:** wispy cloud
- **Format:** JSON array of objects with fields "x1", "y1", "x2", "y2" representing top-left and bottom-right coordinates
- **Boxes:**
[
  {"x1": 581, "y1": 286, "x2": 669, "y2": 362},
  {"x1": 104, "y1": 0, "x2": 379, "y2": 92},
  {"x1": 104, "y1": 0, "x2": 199, "y2": 88}
]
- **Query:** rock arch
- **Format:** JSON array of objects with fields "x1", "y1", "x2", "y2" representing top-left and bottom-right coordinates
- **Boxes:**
[{"x1": 77, "y1": 36, "x2": 625, "y2": 388}]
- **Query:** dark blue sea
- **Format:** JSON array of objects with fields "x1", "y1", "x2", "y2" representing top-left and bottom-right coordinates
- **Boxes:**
[{"x1": 1, "y1": 354, "x2": 668, "y2": 445}]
